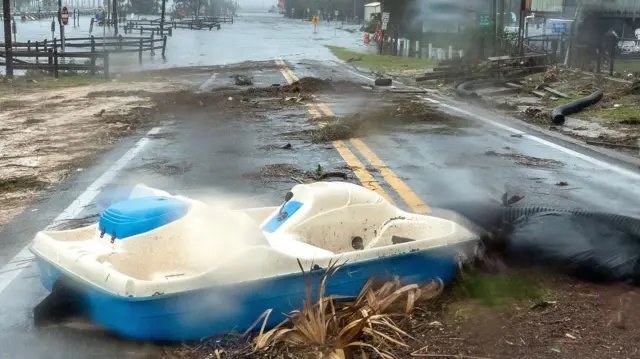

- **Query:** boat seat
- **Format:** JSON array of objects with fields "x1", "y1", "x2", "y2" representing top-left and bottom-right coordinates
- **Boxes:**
[{"x1": 267, "y1": 233, "x2": 334, "y2": 259}]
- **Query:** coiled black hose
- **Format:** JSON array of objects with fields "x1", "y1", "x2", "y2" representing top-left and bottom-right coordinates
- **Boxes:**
[
  {"x1": 501, "y1": 206, "x2": 640, "y2": 237},
  {"x1": 436, "y1": 202, "x2": 640, "y2": 239},
  {"x1": 441, "y1": 203, "x2": 640, "y2": 284},
  {"x1": 455, "y1": 79, "x2": 488, "y2": 98},
  {"x1": 551, "y1": 90, "x2": 604, "y2": 125}
]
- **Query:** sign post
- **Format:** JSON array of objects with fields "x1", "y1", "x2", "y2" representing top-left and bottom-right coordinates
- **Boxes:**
[
  {"x1": 381, "y1": 12, "x2": 389, "y2": 30},
  {"x1": 61, "y1": 6, "x2": 69, "y2": 52},
  {"x1": 379, "y1": 12, "x2": 390, "y2": 55},
  {"x1": 478, "y1": 14, "x2": 490, "y2": 28},
  {"x1": 551, "y1": 22, "x2": 567, "y2": 34},
  {"x1": 61, "y1": 7, "x2": 69, "y2": 25}
]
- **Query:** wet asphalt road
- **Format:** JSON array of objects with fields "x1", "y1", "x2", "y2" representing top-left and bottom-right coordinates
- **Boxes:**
[{"x1": 2, "y1": 12, "x2": 640, "y2": 359}]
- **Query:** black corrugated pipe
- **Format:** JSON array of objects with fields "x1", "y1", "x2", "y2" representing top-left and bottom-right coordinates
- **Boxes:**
[
  {"x1": 455, "y1": 79, "x2": 486, "y2": 98},
  {"x1": 436, "y1": 201, "x2": 640, "y2": 284},
  {"x1": 551, "y1": 90, "x2": 603, "y2": 125}
]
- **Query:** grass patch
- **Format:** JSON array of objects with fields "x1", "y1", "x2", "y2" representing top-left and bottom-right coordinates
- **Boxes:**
[
  {"x1": 0, "y1": 73, "x2": 108, "y2": 97},
  {"x1": 453, "y1": 269, "x2": 546, "y2": 308},
  {"x1": 0, "y1": 71, "x2": 166, "y2": 98},
  {"x1": 614, "y1": 59, "x2": 640, "y2": 74},
  {"x1": 587, "y1": 106, "x2": 640, "y2": 121},
  {"x1": 327, "y1": 45, "x2": 438, "y2": 77}
]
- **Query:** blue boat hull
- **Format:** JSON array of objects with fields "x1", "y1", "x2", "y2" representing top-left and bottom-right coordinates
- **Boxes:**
[{"x1": 34, "y1": 245, "x2": 467, "y2": 341}]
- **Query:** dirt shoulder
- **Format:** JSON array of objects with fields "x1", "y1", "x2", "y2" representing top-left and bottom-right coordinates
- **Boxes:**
[{"x1": 0, "y1": 77, "x2": 189, "y2": 228}]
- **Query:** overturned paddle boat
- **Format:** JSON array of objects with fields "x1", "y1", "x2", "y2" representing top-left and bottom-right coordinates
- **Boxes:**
[{"x1": 30, "y1": 181, "x2": 479, "y2": 341}]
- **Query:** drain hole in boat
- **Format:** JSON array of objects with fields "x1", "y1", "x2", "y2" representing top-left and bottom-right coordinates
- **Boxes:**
[
  {"x1": 392, "y1": 235, "x2": 416, "y2": 245},
  {"x1": 352, "y1": 236, "x2": 364, "y2": 250}
]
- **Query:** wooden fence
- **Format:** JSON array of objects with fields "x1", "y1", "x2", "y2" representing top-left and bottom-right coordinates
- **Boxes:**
[
  {"x1": 0, "y1": 35, "x2": 167, "y2": 77},
  {"x1": 125, "y1": 18, "x2": 224, "y2": 32}
]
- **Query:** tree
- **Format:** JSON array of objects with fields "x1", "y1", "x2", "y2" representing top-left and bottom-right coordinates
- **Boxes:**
[{"x1": 130, "y1": 0, "x2": 158, "y2": 13}]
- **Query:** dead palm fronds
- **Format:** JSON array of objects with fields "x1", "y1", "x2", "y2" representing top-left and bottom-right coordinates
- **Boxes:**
[{"x1": 246, "y1": 260, "x2": 445, "y2": 358}]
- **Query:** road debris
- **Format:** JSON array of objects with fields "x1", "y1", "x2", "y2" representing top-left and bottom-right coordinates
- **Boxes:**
[{"x1": 232, "y1": 74, "x2": 254, "y2": 86}]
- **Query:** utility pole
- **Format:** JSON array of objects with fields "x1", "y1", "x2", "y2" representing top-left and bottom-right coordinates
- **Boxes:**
[
  {"x1": 3, "y1": 0, "x2": 13, "y2": 77},
  {"x1": 58, "y1": 0, "x2": 65, "y2": 51},
  {"x1": 112, "y1": 0, "x2": 117, "y2": 34},
  {"x1": 160, "y1": 0, "x2": 166, "y2": 30},
  {"x1": 498, "y1": 0, "x2": 504, "y2": 54},
  {"x1": 517, "y1": 0, "x2": 526, "y2": 56}
]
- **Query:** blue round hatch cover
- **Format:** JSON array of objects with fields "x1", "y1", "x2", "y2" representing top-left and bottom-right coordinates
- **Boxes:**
[{"x1": 99, "y1": 196, "x2": 191, "y2": 240}]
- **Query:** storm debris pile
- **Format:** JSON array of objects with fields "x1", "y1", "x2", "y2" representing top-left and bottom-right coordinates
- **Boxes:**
[
  {"x1": 484, "y1": 150, "x2": 565, "y2": 168},
  {"x1": 301, "y1": 99, "x2": 472, "y2": 143},
  {"x1": 232, "y1": 74, "x2": 254, "y2": 86},
  {"x1": 259, "y1": 164, "x2": 349, "y2": 184}
]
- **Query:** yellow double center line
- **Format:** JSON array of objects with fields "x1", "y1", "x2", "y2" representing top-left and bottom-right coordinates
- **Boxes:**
[{"x1": 275, "y1": 58, "x2": 430, "y2": 214}]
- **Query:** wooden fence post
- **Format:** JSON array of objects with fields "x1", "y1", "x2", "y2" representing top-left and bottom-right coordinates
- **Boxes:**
[
  {"x1": 90, "y1": 35, "x2": 96, "y2": 75},
  {"x1": 139, "y1": 38, "x2": 143, "y2": 64},
  {"x1": 609, "y1": 41, "x2": 616, "y2": 76},
  {"x1": 150, "y1": 33, "x2": 155, "y2": 56},
  {"x1": 162, "y1": 35, "x2": 167, "y2": 58},
  {"x1": 35, "y1": 41, "x2": 39, "y2": 63},
  {"x1": 53, "y1": 49, "x2": 59, "y2": 78},
  {"x1": 48, "y1": 48, "x2": 53, "y2": 69},
  {"x1": 104, "y1": 52, "x2": 109, "y2": 78}
]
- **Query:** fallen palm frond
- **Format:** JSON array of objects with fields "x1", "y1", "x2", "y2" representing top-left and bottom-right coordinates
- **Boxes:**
[{"x1": 247, "y1": 260, "x2": 445, "y2": 358}]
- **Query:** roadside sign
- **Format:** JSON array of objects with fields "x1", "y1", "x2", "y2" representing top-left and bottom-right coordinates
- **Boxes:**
[
  {"x1": 61, "y1": 7, "x2": 69, "y2": 25},
  {"x1": 381, "y1": 12, "x2": 390, "y2": 30},
  {"x1": 479, "y1": 14, "x2": 490, "y2": 27},
  {"x1": 312, "y1": 16, "x2": 319, "y2": 25},
  {"x1": 551, "y1": 22, "x2": 567, "y2": 34},
  {"x1": 335, "y1": 10, "x2": 339, "y2": 16}
]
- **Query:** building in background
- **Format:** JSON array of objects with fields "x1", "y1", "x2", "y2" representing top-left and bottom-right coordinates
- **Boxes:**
[{"x1": 364, "y1": 1, "x2": 380, "y2": 21}]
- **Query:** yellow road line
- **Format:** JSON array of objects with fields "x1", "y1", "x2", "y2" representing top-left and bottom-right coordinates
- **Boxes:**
[
  {"x1": 275, "y1": 59, "x2": 294, "y2": 84},
  {"x1": 286, "y1": 67, "x2": 299, "y2": 82},
  {"x1": 275, "y1": 62, "x2": 397, "y2": 207},
  {"x1": 306, "y1": 104, "x2": 322, "y2": 119},
  {"x1": 316, "y1": 103, "x2": 334, "y2": 117},
  {"x1": 332, "y1": 140, "x2": 394, "y2": 204},
  {"x1": 276, "y1": 58, "x2": 299, "y2": 82},
  {"x1": 313, "y1": 98, "x2": 429, "y2": 212},
  {"x1": 350, "y1": 138, "x2": 431, "y2": 214}
]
